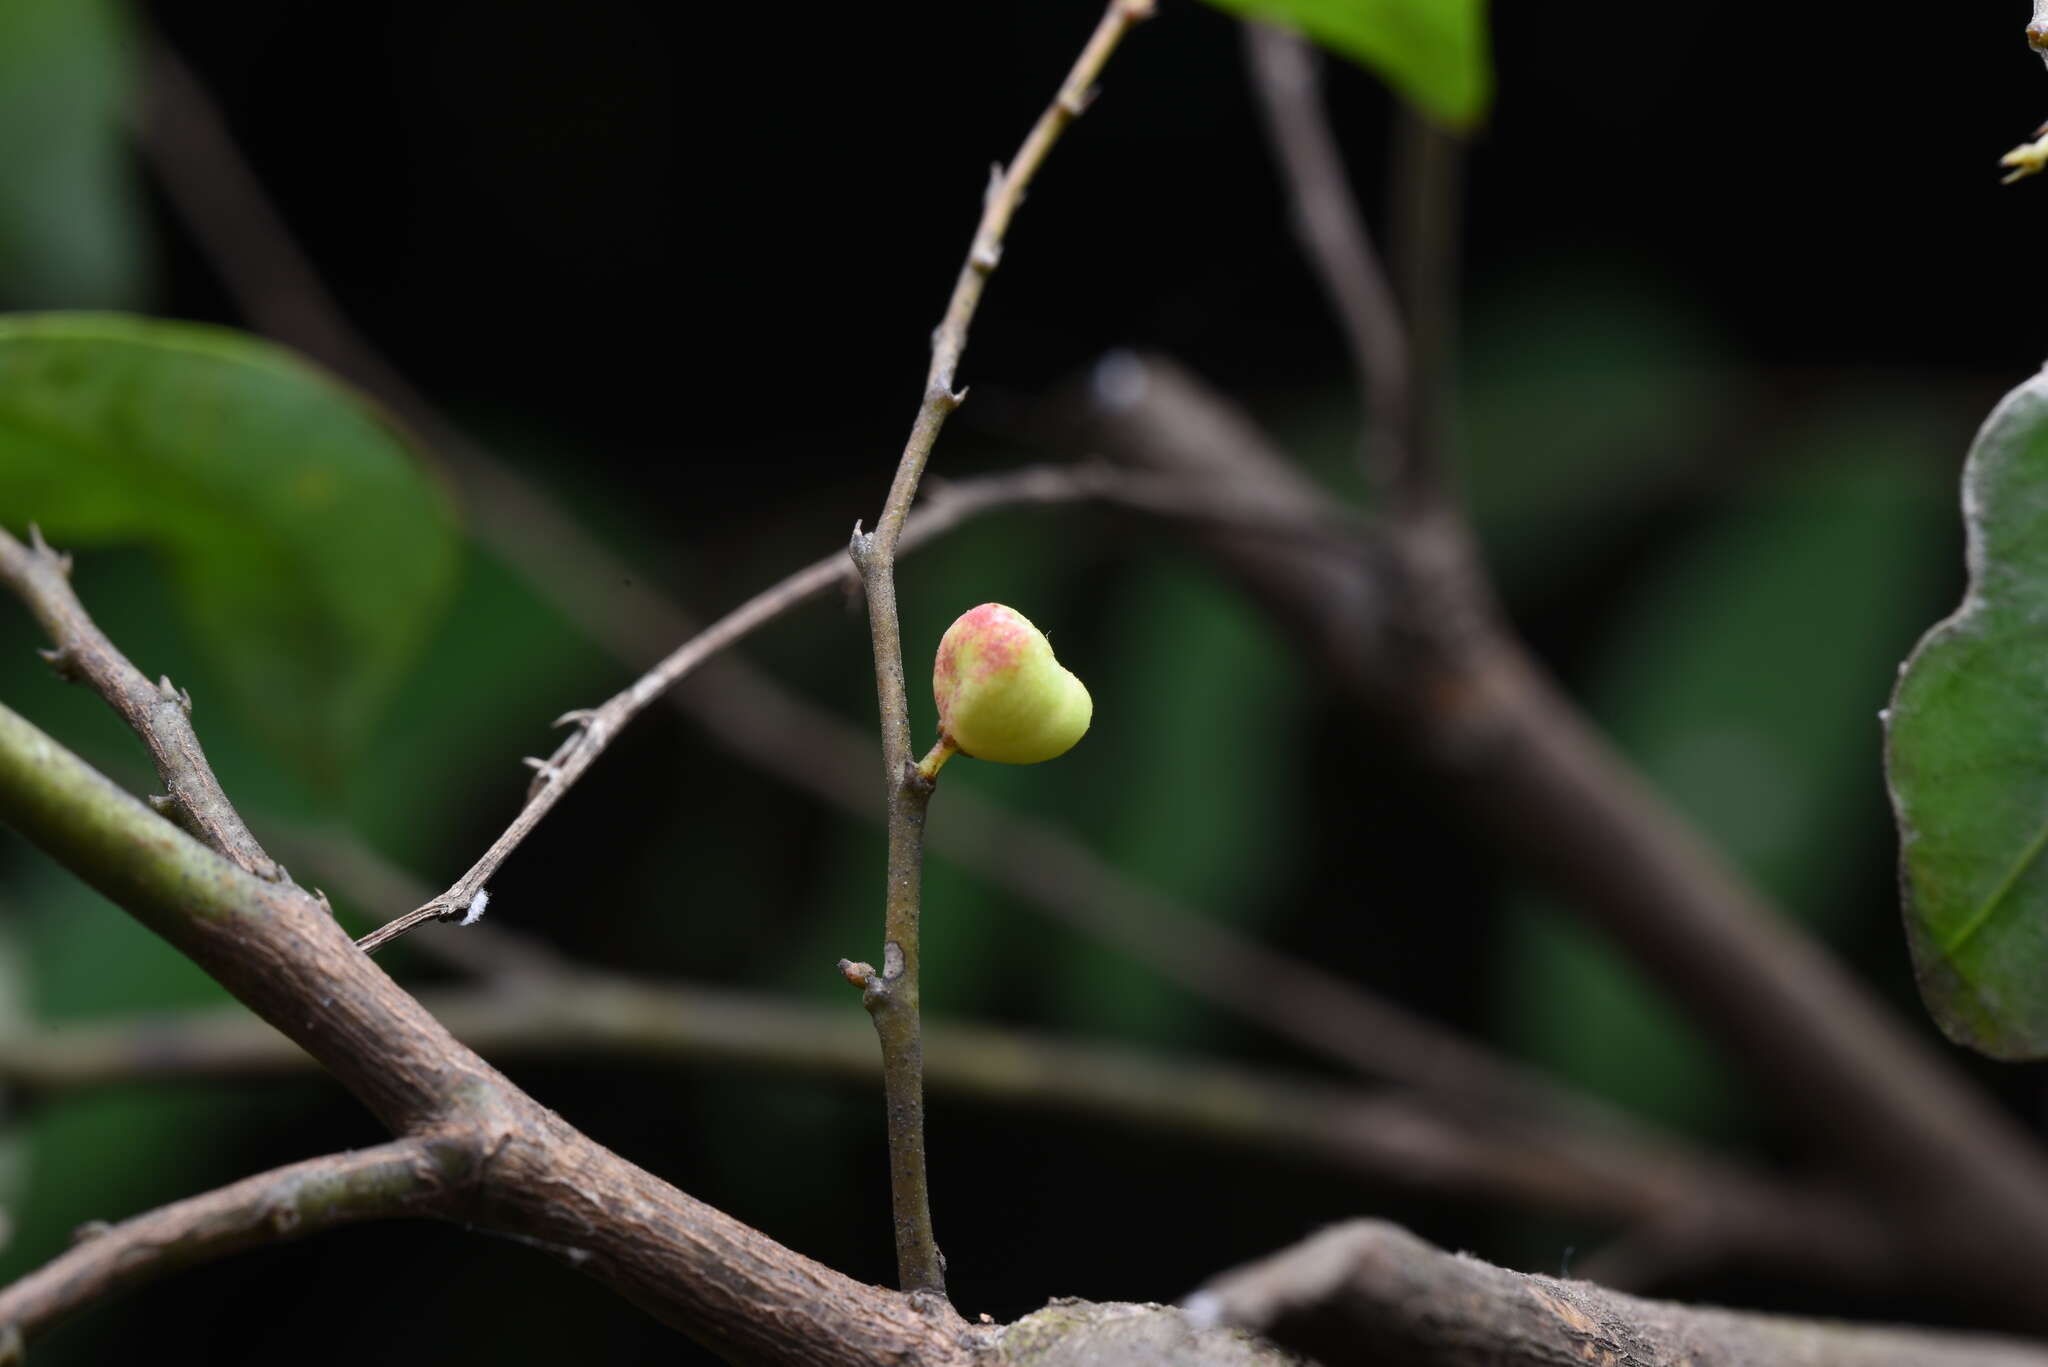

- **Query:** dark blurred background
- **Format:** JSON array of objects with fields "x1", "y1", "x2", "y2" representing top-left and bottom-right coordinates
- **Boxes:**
[{"x1": 0, "y1": 1, "x2": 2044, "y2": 1361}]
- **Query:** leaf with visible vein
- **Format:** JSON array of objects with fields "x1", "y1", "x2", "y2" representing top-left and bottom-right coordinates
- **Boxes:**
[{"x1": 1889, "y1": 365, "x2": 2048, "y2": 1059}]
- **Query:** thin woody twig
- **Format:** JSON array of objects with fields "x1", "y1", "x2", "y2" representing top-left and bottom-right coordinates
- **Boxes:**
[
  {"x1": 1386, "y1": 106, "x2": 1465, "y2": 504},
  {"x1": 267, "y1": 824, "x2": 567, "y2": 979},
  {"x1": 843, "y1": 0, "x2": 1154, "y2": 1296},
  {"x1": 0, "y1": 525, "x2": 281, "y2": 882},
  {"x1": 1243, "y1": 23, "x2": 1413, "y2": 502},
  {"x1": 0, "y1": 1138, "x2": 462, "y2": 1346},
  {"x1": 349, "y1": 462, "x2": 1310, "y2": 957}
]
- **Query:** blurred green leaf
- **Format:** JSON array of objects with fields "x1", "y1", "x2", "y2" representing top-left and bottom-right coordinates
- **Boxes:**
[
  {"x1": 1889, "y1": 369, "x2": 2048, "y2": 1059},
  {"x1": 0, "y1": 0, "x2": 147, "y2": 307},
  {"x1": 1199, "y1": 0, "x2": 1491, "y2": 127},
  {"x1": 1458, "y1": 277, "x2": 1741, "y2": 589},
  {"x1": 1506, "y1": 398, "x2": 1953, "y2": 1128},
  {"x1": 1051, "y1": 560, "x2": 1299, "y2": 1044},
  {"x1": 0, "y1": 313, "x2": 459, "y2": 789}
]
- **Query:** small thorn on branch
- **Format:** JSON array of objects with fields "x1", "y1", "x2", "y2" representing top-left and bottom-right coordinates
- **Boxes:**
[
  {"x1": 25, "y1": 525, "x2": 74, "y2": 577},
  {"x1": 520, "y1": 754, "x2": 564, "y2": 796},
  {"x1": 157, "y1": 675, "x2": 194, "y2": 713},
  {"x1": 848, "y1": 521, "x2": 878, "y2": 570},
  {"x1": 36, "y1": 646, "x2": 79, "y2": 682}
]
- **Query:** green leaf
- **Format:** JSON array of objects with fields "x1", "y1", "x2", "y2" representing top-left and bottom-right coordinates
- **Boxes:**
[
  {"x1": 1056, "y1": 561, "x2": 1299, "y2": 1044},
  {"x1": 1200, "y1": 0, "x2": 1491, "y2": 127},
  {"x1": 1889, "y1": 367, "x2": 2048, "y2": 1059},
  {"x1": 0, "y1": 0, "x2": 147, "y2": 307},
  {"x1": 0, "y1": 313, "x2": 459, "y2": 789}
]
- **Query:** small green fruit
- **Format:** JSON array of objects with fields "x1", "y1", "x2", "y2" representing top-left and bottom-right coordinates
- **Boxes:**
[{"x1": 933, "y1": 603, "x2": 1091, "y2": 765}]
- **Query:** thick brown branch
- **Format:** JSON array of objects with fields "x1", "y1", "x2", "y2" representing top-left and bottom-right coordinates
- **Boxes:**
[
  {"x1": 1081, "y1": 353, "x2": 2048, "y2": 1329},
  {"x1": 1190, "y1": 1221, "x2": 2048, "y2": 1367},
  {"x1": 0, "y1": 524, "x2": 279, "y2": 881},
  {"x1": 0, "y1": 1138, "x2": 463, "y2": 1349},
  {"x1": 0, "y1": 700, "x2": 971, "y2": 1362},
  {"x1": 0, "y1": 699, "x2": 480, "y2": 1132}
]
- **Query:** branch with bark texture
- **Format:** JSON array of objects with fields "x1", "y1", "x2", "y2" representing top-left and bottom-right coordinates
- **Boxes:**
[
  {"x1": 0, "y1": 700, "x2": 971, "y2": 1362},
  {"x1": 0, "y1": 1139, "x2": 463, "y2": 1346},
  {"x1": 0, "y1": 525, "x2": 280, "y2": 882},
  {"x1": 1189, "y1": 1220, "x2": 2048, "y2": 1367}
]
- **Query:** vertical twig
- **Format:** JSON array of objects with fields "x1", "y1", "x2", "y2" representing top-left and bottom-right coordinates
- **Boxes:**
[
  {"x1": 1242, "y1": 23, "x2": 1467, "y2": 521},
  {"x1": 844, "y1": 0, "x2": 1155, "y2": 1297},
  {"x1": 1386, "y1": 107, "x2": 1464, "y2": 500},
  {"x1": 1242, "y1": 24, "x2": 1412, "y2": 504}
]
